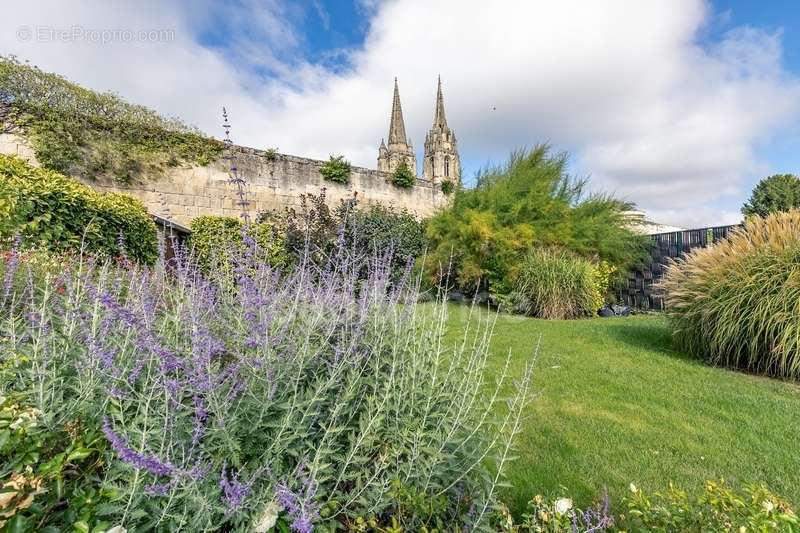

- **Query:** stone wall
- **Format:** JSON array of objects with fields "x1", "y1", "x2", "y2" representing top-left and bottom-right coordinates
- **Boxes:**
[{"x1": 0, "y1": 134, "x2": 449, "y2": 225}]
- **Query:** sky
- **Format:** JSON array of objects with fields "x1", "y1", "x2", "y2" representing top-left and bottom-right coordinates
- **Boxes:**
[{"x1": 2, "y1": 0, "x2": 799, "y2": 228}]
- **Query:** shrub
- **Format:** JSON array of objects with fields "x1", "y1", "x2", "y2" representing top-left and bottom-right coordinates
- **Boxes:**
[
  {"x1": 511, "y1": 481, "x2": 796, "y2": 532},
  {"x1": 619, "y1": 480, "x2": 797, "y2": 532},
  {"x1": 0, "y1": 154, "x2": 157, "y2": 263},
  {"x1": 511, "y1": 248, "x2": 604, "y2": 319},
  {"x1": 423, "y1": 146, "x2": 648, "y2": 297},
  {"x1": 0, "y1": 176, "x2": 23, "y2": 243},
  {"x1": 742, "y1": 174, "x2": 800, "y2": 217},
  {"x1": 268, "y1": 190, "x2": 341, "y2": 267},
  {"x1": 390, "y1": 161, "x2": 415, "y2": 188},
  {"x1": 0, "y1": 235, "x2": 533, "y2": 531},
  {"x1": 340, "y1": 202, "x2": 426, "y2": 280},
  {"x1": 0, "y1": 55, "x2": 222, "y2": 182},
  {"x1": 0, "y1": 392, "x2": 113, "y2": 532},
  {"x1": 319, "y1": 155, "x2": 351, "y2": 184},
  {"x1": 263, "y1": 190, "x2": 426, "y2": 280},
  {"x1": 188, "y1": 215, "x2": 286, "y2": 274},
  {"x1": 440, "y1": 179, "x2": 455, "y2": 195},
  {"x1": 264, "y1": 147, "x2": 279, "y2": 162},
  {"x1": 660, "y1": 210, "x2": 800, "y2": 378}
]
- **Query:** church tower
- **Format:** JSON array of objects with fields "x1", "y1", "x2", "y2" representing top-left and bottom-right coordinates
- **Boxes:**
[
  {"x1": 423, "y1": 76, "x2": 460, "y2": 185},
  {"x1": 378, "y1": 78, "x2": 417, "y2": 175}
]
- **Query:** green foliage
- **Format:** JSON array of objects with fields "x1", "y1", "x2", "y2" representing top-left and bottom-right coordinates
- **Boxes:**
[
  {"x1": 518, "y1": 493, "x2": 612, "y2": 531},
  {"x1": 340, "y1": 202, "x2": 426, "y2": 278},
  {"x1": 319, "y1": 154, "x2": 352, "y2": 184},
  {"x1": 619, "y1": 480, "x2": 797, "y2": 532},
  {"x1": 188, "y1": 215, "x2": 286, "y2": 274},
  {"x1": 511, "y1": 248, "x2": 604, "y2": 319},
  {"x1": 264, "y1": 190, "x2": 426, "y2": 278},
  {"x1": 0, "y1": 177, "x2": 23, "y2": 243},
  {"x1": 0, "y1": 238, "x2": 533, "y2": 530},
  {"x1": 0, "y1": 392, "x2": 117, "y2": 532},
  {"x1": 742, "y1": 174, "x2": 800, "y2": 217},
  {"x1": 512, "y1": 481, "x2": 797, "y2": 532},
  {"x1": 423, "y1": 146, "x2": 647, "y2": 296},
  {"x1": 661, "y1": 210, "x2": 800, "y2": 379},
  {"x1": 269, "y1": 190, "x2": 341, "y2": 267},
  {"x1": 0, "y1": 55, "x2": 222, "y2": 182},
  {"x1": 440, "y1": 180, "x2": 455, "y2": 195},
  {"x1": 0, "y1": 154, "x2": 157, "y2": 263},
  {"x1": 390, "y1": 161, "x2": 415, "y2": 188}
]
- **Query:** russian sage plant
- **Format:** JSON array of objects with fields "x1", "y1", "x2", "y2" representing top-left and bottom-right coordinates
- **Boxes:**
[{"x1": 0, "y1": 233, "x2": 534, "y2": 531}]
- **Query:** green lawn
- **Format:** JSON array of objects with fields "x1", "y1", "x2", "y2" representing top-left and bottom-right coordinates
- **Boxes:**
[{"x1": 442, "y1": 306, "x2": 800, "y2": 515}]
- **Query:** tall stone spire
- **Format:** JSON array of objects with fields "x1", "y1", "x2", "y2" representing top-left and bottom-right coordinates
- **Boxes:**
[
  {"x1": 378, "y1": 77, "x2": 416, "y2": 175},
  {"x1": 433, "y1": 75, "x2": 447, "y2": 129},
  {"x1": 387, "y1": 77, "x2": 408, "y2": 148},
  {"x1": 424, "y1": 76, "x2": 460, "y2": 186}
]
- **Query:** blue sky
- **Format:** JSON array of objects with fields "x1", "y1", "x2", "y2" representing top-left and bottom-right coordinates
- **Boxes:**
[
  {"x1": 3, "y1": 0, "x2": 800, "y2": 227},
  {"x1": 196, "y1": 0, "x2": 800, "y2": 225},
  {"x1": 704, "y1": 0, "x2": 800, "y2": 187}
]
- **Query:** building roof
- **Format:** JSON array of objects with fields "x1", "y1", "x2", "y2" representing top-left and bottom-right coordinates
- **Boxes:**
[
  {"x1": 152, "y1": 214, "x2": 191, "y2": 235},
  {"x1": 623, "y1": 210, "x2": 685, "y2": 235}
]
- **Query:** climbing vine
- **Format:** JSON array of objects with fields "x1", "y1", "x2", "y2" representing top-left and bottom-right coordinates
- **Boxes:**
[{"x1": 0, "y1": 55, "x2": 222, "y2": 182}]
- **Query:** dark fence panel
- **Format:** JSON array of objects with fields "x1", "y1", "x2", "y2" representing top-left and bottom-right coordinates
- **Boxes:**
[{"x1": 617, "y1": 224, "x2": 741, "y2": 310}]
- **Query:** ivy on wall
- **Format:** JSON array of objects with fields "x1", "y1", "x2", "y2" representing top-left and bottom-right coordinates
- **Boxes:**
[{"x1": 0, "y1": 55, "x2": 222, "y2": 183}]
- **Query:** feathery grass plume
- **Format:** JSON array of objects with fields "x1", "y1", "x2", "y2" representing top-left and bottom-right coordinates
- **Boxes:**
[
  {"x1": 0, "y1": 226, "x2": 535, "y2": 530},
  {"x1": 660, "y1": 210, "x2": 800, "y2": 378},
  {"x1": 512, "y1": 248, "x2": 604, "y2": 319}
]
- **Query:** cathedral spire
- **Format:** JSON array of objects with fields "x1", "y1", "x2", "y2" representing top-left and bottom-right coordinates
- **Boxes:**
[
  {"x1": 424, "y1": 76, "x2": 459, "y2": 186},
  {"x1": 388, "y1": 77, "x2": 408, "y2": 147},
  {"x1": 378, "y1": 77, "x2": 417, "y2": 175},
  {"x1": 433, "y1": 75, "x2": 447, "y2": 129}
]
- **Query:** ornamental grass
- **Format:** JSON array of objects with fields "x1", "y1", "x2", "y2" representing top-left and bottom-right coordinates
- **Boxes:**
[{"x1": 660, "y1": 210, "x2": 800, "y2": 379}]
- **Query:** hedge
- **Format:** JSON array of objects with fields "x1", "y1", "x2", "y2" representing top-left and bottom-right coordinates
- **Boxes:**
[
  {"x1": 0, "y1": 154, "x2": 158, "y2": 263},
  {"x1": 189, "y1": 215, "x2": 286, "y2": 274}
]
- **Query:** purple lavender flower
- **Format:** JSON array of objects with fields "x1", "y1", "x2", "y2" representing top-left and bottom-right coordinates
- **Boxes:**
[
  {"x1": 220, "y1": 465, "x2": 251, "y2": 511},
  {"x1": 275, "y1": 464, "x2": 319, "y2": 533},
  {"x1": 102, "y1": 417, "x2": 174, "y2": 477},
  {"x1": 222, "y1": 107, "x2": 251, "y2": 220}
]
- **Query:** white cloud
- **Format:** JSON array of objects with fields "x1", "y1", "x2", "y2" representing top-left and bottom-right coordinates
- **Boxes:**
[{"x1": 2, "y1": 0, "x2": 799, "y2": 227}]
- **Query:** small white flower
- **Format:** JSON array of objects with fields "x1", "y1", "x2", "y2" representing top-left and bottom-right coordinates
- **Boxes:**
[
  {"x1": 105, "y1": 526, "x2": 127, "y2": 533},
  {"x1": 252, "y1": 500, "x2": 281, "y2": 533},
  {"x1": 629, "y1": 483, "x2": 638, "y2": 493},
  {"x1": 554, "y1": 497, "x2": 573, "y2": 515},
  {"x1": 763, "y1": 500, "x2": 775, "y2": 513}
]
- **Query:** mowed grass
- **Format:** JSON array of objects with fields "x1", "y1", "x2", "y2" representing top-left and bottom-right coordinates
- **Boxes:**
[{"x1": 441, "y1": 305, "x2": 800, "y2": 515}]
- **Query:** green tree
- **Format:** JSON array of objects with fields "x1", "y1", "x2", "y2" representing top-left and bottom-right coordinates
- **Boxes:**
[
  {"x1": 742, "y1": 174, "x2": 800, "y2": 217},
  {"x1": 423, "y1": 145, "x2": 648, "y2": 295}
]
